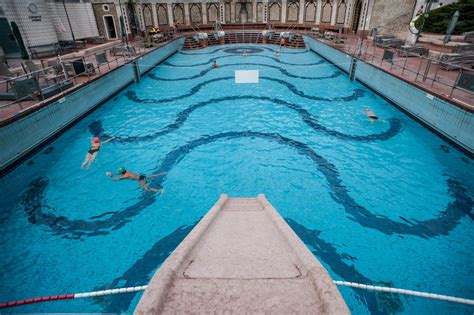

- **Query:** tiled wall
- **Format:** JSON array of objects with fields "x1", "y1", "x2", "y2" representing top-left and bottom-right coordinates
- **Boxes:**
[
  {"x1": 0, "y1": 38, "x2": 185, "y2": 172},
  {"x1": 304, "y1": 36, "x2": 474, "y2": 154}
]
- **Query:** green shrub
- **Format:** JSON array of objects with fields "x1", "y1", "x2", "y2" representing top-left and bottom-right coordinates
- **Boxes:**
[{"x1": 414, "y1": 0, "x2": 474, "y2": 34}]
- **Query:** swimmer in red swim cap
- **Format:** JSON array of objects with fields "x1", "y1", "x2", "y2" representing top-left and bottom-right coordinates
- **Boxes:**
[{"x1": 81, "y1": 136, "x2": 115, "y2": 170}]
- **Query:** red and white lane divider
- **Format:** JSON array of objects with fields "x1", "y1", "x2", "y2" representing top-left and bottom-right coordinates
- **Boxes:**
[
  {"x1": 1, "y1": 282, "x2": 473, "y2": 309},
  {"x1": 0, "y1": 286, "x2": 147, "y2": 309},
  {"x1": 333, "y1": 281, "x2": 474, "y2": 306}
]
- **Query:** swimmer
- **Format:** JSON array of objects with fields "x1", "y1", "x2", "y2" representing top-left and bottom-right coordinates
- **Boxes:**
[
  {"x1": 81, "y1": 136, "x2": 114, "y2": 170},
  {"x1": 211, "y1": 60, "x2": 218, "y2": 68},
  {"x1": 106, "y1": 167, "x2": 166, "y2": 193},
  {"x1": 364, "y1": 109, "x2": 379, "y2": 122},
  {"x1": 275, "y1": 51, "x2": 280, "y2": 58},
  {"x1": 242, "y1": 50, "x2": 248, "y2": 57}
]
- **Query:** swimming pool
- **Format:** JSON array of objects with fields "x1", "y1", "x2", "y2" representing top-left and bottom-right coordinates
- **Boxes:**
[{"x1": 0, "y1": 43, "x2": 472, "y2": 313}]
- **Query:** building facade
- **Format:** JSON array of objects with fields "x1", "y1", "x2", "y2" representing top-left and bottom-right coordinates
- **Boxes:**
[
  {"x1": 0, "y1": 0, "x2": 99, "y2": 49},
  {"x1": 0, "y1": 0, "x2": 416, "y2": 58},
  {"x1": 91, "y1": 0, "x2": 416, "y2": 37}
]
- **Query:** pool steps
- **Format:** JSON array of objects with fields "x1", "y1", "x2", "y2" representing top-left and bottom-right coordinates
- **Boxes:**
[
  {"x1": 135, "y1": 194, "x2": 349, "y2": 314},
  {"x1": 182, "y1": 32, "x2": 306, "y2": 50}
]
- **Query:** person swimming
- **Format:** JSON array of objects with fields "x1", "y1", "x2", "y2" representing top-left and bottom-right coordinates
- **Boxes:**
[
  {"x1": 364, "y1": 109, "x2": 379, "y2": 122},
  {"x1": 211, "y1": 60, "x2": 218, "y2": 68},
  {"x1": 242, "y1": 50, "x2": 248, "y2": 57},
  {"x1": 106, "y1": 167, "x2": 166, "y2": 193},
  {"x1": 81, "y1": 136, "x2": 114, "y2": 170},
  {"x1": 275, "y1": 51, "x2": 280, "y2": 58}
]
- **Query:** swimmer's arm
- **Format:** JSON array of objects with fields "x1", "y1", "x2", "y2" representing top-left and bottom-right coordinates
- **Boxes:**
[
  {"x1": 102, "y1": 137, "x2": 116, "y2": 144},
  {"x1": 108, "y1": 174, "x2": 126, "y2": 181}
]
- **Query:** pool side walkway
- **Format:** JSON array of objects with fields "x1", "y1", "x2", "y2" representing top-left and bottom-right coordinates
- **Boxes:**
[{"x1": 135, "y1": 194, "x2": 349, "y2": 314}]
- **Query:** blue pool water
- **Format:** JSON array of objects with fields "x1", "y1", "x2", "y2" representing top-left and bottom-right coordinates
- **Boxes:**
[{"x1": 0, "y1": 44, "x2": 473, "y2": 314}]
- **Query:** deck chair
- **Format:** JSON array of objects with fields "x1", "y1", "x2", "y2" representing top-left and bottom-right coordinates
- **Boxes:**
[
  {"x1": 23, "y1": 60, "x2": 61, "y2": 85},
  {"x1": 95, "y1": 52, "x2": 109, "y2": 73},
  {"x1": 0, "y1": 62, "x2": 18, "y2": 92},
  {"x1": 398, "y1": 45, "x2": 429, "y2": 57}
]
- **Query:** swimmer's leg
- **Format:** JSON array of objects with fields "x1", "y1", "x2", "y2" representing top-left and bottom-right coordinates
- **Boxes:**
[
  {"x1": 148, "y1": 172, "x2": 167, "y2": 178},
  {"x1": 81, "y1": 153, "x2": 92, "y2": 169},
  {"x1": 139, "y1": 179, "x2": 159, "y2": 192}
]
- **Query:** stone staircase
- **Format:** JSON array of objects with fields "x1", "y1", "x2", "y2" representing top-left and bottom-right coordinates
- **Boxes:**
[
  {"x1": 181, "y1": 32, "x2": 306, "y2": 50},
  {"x1": 225, "y1": 32, "x2": 263, "y2": 44},
  {"x1": 182, "y1": 36, "x2": 204, "y2": 50}
]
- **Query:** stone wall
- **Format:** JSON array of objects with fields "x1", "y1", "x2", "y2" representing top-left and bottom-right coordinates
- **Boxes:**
[
  {"x1": 92, "y1": 2, "x2": 120, "y2": 39},
  {"x1": 369, "y1": 0, "x2": 416, "y2": 34}
]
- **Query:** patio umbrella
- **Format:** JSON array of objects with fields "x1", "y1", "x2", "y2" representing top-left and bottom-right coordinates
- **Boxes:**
[
  {"x1": 443, "y1": 10, "x2": 459, "y2": 44},
  {"x1": 11, "y1": 21, "x2": 29, "y2": 60}
]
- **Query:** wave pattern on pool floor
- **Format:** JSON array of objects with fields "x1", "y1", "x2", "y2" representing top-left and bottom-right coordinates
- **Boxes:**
[{"x1": 3, "y1": 45, "x2": 472, "y2": 314}]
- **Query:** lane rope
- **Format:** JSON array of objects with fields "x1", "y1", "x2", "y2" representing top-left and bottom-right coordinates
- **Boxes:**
[
  {"x1": 1, "y1": 281, "x2": 473, "y2": 309},
  {"x1": 333, "y1": 281, "x2": 474, "y2": 306},
  {"x1": 0, "y1": 286, "x2": 147, "y2": 309}
]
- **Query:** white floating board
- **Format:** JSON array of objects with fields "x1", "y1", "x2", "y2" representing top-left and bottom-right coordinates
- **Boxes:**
[{"x1": 235, "y1": 70, "x2": 259, "y2": 84}]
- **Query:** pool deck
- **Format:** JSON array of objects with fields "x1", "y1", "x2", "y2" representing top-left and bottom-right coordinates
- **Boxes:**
[{"x1": 135, "y1": 194, "x2": 348, "y2": 314}]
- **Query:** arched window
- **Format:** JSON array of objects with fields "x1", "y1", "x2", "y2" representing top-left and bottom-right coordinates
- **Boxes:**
[
  {"x1": 156, "y1": 4, "x2": 168, "y2": 26},
  {"x1": 190, "y1": 3, "x2": 202, "y2": 24},
  {"x1": 268, "y1": 1, "x2": 281, "y2": 21},
  {"x1": 336, "y1": 0, "x2": 347, "y2": 24},
  {"x1": 173, "y1": 3, "x2": 184, "y2": 25},
  {"x1": 207, "y1": 3, "x2": 219, "y2": 22},
  {"x1": 142, "y1": 4, "x2": 153, "y2": 27},
  {"x1": 321, "y1": 0, "x2": 332, "y2": 23},
  {"x1": 287, "y1": 1, "x2": 299, "y2": 22},
  {"x1": 305, "y1": 0, "x2": 317, "y2": 22}
]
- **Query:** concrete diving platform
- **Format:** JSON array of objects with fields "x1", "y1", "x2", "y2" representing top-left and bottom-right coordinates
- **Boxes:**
[{"x1": 135, "y1": 194, "x2": 349, "y2": 314}]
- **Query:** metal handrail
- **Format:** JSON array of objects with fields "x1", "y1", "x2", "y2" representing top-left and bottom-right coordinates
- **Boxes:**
[
  {"x1": 0, "y1": 41, "x2": 149, "y2": 115},
  {"x1": 306, "y1": 33, "x2": 473, "y2": 103}
]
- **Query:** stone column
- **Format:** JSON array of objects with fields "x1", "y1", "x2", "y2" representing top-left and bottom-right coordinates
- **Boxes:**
[
  {"x1": 344, "y1": 0, "x2": 353, "y2": 28},
  {"x1": 152, "y1": 3, "x2": 159, "y2": 27},
  {"x1": 220, "y1": 0, "x2": 225, "y2": 23},
  {"x1": 136, "y1": 4, "x2": 145, "y2": 31},
  {"x1": 330, "y1": 0, "x2": 338, "y2": 25},
  {"x1": 363, "y1": 0, "x2": 375, "y2": 32},
  {"x1": 252, "y1": 0, "x2": 257, "y2": 23},
  {"x1": 281, "y1": 0, "x2": 287, "y2": 23},
  {"x1": 184, "y1": 2, "x2": 191, "y2": 25},
  {"x1": 298, "y1": 0, "x2": 305, "y2": 24},
  {"x1": 231, "y1": 0, "x2": 236, "y2": 23},
  {"x1": 167, "y1": 3, "x2": 174, "y2": 27},
  {"x1": 315, "y1": 0, "x2": 322, "y2": 24},
  {"x1": 263, "y1": 0, "x2": 269, "y2": 23},
  {"x1": 202, "y1": 2, "x2": 208, "y2": 24}
]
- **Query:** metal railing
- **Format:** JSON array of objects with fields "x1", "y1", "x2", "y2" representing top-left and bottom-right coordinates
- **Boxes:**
[
  {"x1": 0, "y1": 41, "x2": 151, "y2": 118},
  {"x1": 312, "y1": 33, "x2": 474, "y2": 106}
]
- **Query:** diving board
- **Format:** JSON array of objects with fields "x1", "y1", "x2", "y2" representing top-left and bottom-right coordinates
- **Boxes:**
[{"x1": 135, "y1": 194, "x2": 348, "y2": 314}]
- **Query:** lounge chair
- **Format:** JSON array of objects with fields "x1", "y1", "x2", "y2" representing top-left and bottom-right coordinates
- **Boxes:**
[
  {"x1": 373, "y1": 34, "x2": 395, "y2": 45},
  {"x1": 0, "y1": 62, "x2": 19, "y2": 92},
  {"x1": 0, "y1": 62, "x2": 17, "y2": 80},
  {"x1": 22, "y1": 60, "x2": 61, "y2": 85},
  {"x1": 453, "y1": 44, "x2": 474, "y2": 54},
  {"x1": 377, "y1": 38, "x2": 404, "y2": 48},
  {"x1": 463, "y1": 31, "x2": 474, "y2": 44},
  {"x1": 398, "y1": 45, "x2": 429, "y2": 57},
  {"x1": 438, "y1": 52, "x2": 474, "y2": 70},
  {"x1": 63, "y1": 58, "x2": 96, "y2": 76}
]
